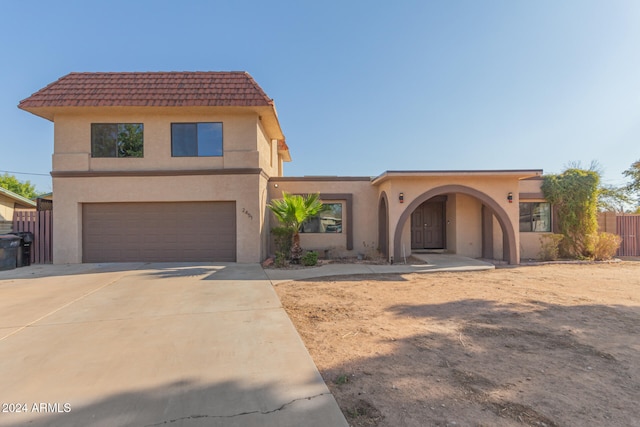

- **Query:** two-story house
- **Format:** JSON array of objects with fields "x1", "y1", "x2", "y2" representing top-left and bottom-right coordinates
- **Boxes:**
[
  {"x1": 19, "y1": 72, "x2": 549, "y2": 265},
  {"x1": 19, "y1": 72, "x2": 290, "y2": 263}
]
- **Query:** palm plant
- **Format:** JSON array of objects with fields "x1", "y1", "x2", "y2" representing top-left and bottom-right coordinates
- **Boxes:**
[{"x1": 267, "y1": 192, "x2": 325, "y2": 263}]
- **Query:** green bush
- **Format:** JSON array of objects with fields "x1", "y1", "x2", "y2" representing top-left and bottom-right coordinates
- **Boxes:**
[
  {"x1": 271, "y1": 227, "x2": 294, "y2": 259},
  {"x1": 301, "y1": 251, "x2": 318, "y2": 266},
  {"x1": 592, "y1": 232, "x2": 622, "y2": 261},
  {"x1": 274, "y1": 252, "x2": 288, "y2": 268},
  {"x1": 538, "y1": 234, "x2": 563, "y2": 261}
]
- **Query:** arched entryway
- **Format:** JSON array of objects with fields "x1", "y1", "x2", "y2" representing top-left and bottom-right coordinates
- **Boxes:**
[
  {"x1": 378, "y1": 191, "x2": 389, "y2": 257},
  {"x1": 392, "y1": 185, "x2": 518, "y2": 264}
]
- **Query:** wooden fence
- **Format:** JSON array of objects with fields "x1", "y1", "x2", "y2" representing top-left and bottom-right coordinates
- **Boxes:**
[
  {"x1": 12, "y1": 210, "x2": 53, "y2": 264},
  {"x1": 617, "y1": 215, "x2": 640, "y2": 257}
]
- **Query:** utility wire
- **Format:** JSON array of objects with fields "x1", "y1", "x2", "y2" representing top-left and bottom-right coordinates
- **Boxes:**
[{"x1": 0, "y1": 170, "x2": 50, "y2": 177}]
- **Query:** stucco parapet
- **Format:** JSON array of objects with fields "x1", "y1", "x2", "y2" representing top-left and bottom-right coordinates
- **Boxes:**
[
  {"x1": 372, "y1": 170, "x2": 543, "y2": 185},
  {"x1": 270, "y1": 176, "x2": 373, "y2": 182}
]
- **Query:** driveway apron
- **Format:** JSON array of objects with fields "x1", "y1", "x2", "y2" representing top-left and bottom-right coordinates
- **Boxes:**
[{"x1": 0, "y1": 263, "x2": 348, "y2": 427}]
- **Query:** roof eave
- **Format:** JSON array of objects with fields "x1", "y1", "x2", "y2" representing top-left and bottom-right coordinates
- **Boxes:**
[
  {"x1": 0, "y1": 187, "x2": 37, "y2": 207},
  {"x1": 17, "y1": 105, "x2": 55, "y2": 121},
  {"x1": 256, "y1": 104, "x2": 285, "y2": 141}
]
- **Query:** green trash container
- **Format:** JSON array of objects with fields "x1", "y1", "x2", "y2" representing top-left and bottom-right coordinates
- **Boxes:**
[{"x1": 0, "y1": 234, "x2": 21, "y2": 271}]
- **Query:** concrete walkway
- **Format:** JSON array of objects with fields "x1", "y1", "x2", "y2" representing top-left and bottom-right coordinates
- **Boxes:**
[
  {"x1": 0, "y1": 263, "x2": 348, "y2": 427},
  {"x1": 264, "y1": 253, "x2": 494, "y2": 284}
]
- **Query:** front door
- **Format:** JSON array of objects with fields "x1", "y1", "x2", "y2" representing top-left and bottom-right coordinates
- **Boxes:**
[{"x1": 411, "y1": 200, "x2": 445, "y2": 249}]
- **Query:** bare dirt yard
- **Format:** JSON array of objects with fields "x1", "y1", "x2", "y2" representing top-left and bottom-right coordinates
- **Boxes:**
[{"x1": 274, "y1": 262, "x2": 640, "y2": 427}]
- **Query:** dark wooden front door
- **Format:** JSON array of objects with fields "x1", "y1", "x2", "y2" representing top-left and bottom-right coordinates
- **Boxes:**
[{"x1": 411, "y1": 200, "x2": 445, "y2": 249}]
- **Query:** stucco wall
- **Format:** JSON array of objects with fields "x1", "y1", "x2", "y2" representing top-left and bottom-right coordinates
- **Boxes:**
[
  {"x1": 520, "y1": 232, "x2": 551, "y2": 260},
  {"x1": 519, "y1": 177, "x2": 544, "y2": 195},
  {"x1": 52, "y1": 108, "x2": 264, "y2": 173},
  {"x1": 454, "y1": 194, "x2": 483, "y2": 258},
  {"x1": 257, "y1": 121, "x2": 279, "y2": 177},
  {"x1": 267, "y1": 179, "x2": 377, "y2": 257},
  {"x1": 52, "y1": 174, "x2": 263, "y2": 264},
  {"x1": 400, "y1": 218, "x2": 411, "y2": 259},
  {"x1": 492, "y1": 215, "x2": 505, "y2": 260},
  {"x1": 259, "y1": 174, "x2": 270, "y2": 261},
  {"x1": 0, "y1": 196, "x2": 13, "y2": 222},
  {"x1": 0, "y1": 197, "x2": 14, "y2": 234}
]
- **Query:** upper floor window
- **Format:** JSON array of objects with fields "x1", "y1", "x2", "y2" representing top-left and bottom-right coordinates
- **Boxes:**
[
  {"x1": 519, "y1": 202, "x2": 551, "y2": 232},
  {"x1": 91, "y1": 124, "x2": 143, "y2": 158},
  {"x1": 171, "y1": 123, "x2": 223, "y2": 157},
  {"x1": 301, "y1": 203, "x2": 343, "y2": 233}
]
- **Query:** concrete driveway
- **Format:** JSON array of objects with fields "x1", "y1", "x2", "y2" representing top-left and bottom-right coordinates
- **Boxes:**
[{"x1": 0, "y1": 263, "x2": 348, "y2": 427}]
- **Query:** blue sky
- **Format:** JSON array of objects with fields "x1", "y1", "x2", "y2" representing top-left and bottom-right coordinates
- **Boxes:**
[{"x1": 1, "y1": 0, "x2": 639, "y2": 193}]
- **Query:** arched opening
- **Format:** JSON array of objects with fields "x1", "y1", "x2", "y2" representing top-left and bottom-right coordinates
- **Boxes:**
[
  {"x1": 378, "y1": 191, "x2": 389, "y2": 258},
  {"x1": 393, "y1": 185, "x2": 518, "y2": 264}
]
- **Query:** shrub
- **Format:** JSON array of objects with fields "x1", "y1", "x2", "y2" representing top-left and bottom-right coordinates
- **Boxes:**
[
  {"x1": 592, "y1": 232, "x2": 622, "y2": 261},
  {"x1": 538, "y1": 234, "x2": 563, "y2": 261},
  {"x1": 301, "y1": 251, "x2": 318, "y2": 266},
  {"x1": 271, "y1": 227, "x2": 294, "y2": 260},
  {"x1": 274, "y1": 252, "x2": 288, "y2": 268}
]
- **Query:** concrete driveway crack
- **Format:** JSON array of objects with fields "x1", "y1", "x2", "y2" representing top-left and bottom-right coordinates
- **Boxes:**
[{"x1": 143, "y1": 392, "x2": 332, "y2": 425}]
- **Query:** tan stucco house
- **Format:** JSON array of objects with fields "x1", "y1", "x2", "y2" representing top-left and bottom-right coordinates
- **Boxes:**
[
  {"x1": 19, "y1": 72, "x2": 551, "y2": 265},
  {"x1": 0, "y1": 187, "x2": 36, "y2": 234}
]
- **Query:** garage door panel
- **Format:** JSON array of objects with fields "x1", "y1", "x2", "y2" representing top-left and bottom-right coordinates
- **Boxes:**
[{"x1": 83, "y1": 202, "x2": 236, "y2": 262}]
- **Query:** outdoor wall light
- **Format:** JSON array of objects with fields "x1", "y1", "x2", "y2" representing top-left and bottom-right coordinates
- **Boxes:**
[
  {"x1": 399, "y1": 192, "x2": 404, "y2": 203},
  {"x1": 274, "y1": 183, "x2": 279, "y2": 188},
  {"x1": 508, "y1": 192, "x2": 513, "y2": 203}
]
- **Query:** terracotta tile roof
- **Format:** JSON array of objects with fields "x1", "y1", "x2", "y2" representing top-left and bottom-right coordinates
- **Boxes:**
[{"x1": 18, "y1": 71, "x2": 274, "y2": 109}]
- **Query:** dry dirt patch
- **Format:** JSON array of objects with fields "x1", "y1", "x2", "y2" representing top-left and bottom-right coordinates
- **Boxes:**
[{"x1": 274, "y1": 263, "x2": 640, "y2": 427}]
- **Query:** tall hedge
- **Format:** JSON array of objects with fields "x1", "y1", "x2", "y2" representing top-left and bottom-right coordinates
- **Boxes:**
[{"x1": 541, "y1": 169, "x2": 599, "y2": 258}]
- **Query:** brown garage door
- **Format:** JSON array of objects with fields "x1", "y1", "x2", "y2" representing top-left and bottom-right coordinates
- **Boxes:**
[{"x1": 83, "y1": 202, "x2": 236, "y2": 262}]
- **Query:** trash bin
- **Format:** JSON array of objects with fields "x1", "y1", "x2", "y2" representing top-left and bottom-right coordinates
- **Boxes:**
[
  {"x1": 0, "y1": 234, "x2": 21, "y2": 271},
  {"x1": 13, "y1": 231, "x2": 34, "y2": 267}
]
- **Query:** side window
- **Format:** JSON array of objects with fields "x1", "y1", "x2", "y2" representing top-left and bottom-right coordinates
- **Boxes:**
[
  {"x1": 301, "y1": 203, "x2": 343, "y2": 233},
  {"x1": 171, "y1": 123, "x2": 223, "y2": 157},
  {"x1": 519, "y1": 202, "x2": 551, "y2": 232},
  {"x1": 91, "y1": 124, "x2": 143, "y2": 158}
]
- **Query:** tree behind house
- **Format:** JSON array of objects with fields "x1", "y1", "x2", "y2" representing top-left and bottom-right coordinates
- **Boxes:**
[
  {"x1": 0, "y1": 173, "x2": 40, "y2": 199},
  {"x1": 624, "y1": 159, "x2": 640, "y2": 210}
]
